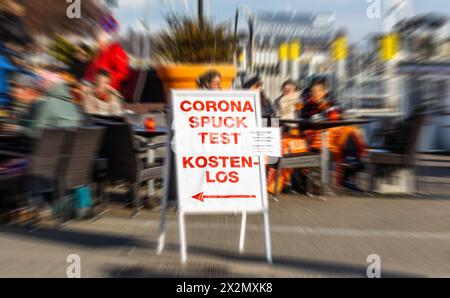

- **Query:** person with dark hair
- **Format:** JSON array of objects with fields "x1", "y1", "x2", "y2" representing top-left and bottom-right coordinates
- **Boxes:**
[
  {"x1": 82, "y1": 69, "x2": 123, "y2": 116},
  {"x1": 1, "y1": 72, "x2": 84, "y2": 140},
  {"x1": 0, "y1": 0, "x2": 31, "y2": 47},
  {"x1": 242, "y1": 74, "x2": 274, "y2": 117},
  {"x1": 299, "y1": 76, "x2": 338, "y2": 121},
  {"x1": 295, "y1": 76, "x2": 368, "y2": 191},
  {"x1": 69, "y1": 44, "x2": 91, "y2": 81},
  {"x1": 197, "y1": 70, "x2": 222, "y2": 90},
  {"x1": 267, "y1": 79, "x2": 307, "y2": 194}
]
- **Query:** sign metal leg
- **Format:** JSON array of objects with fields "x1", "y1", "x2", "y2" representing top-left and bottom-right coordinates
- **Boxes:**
[
  {"x1": 157, "y1": 232, "x2": 166, "y2": 256},
  {"x1": 263, "y1": 210, "x2": 273, "y2": 264},
  {"x1": 179, "y1": 211, "x2": 187, "y2": 264},
  {"x1": 321, "y1": 130, "x2": 331, "y2": 196},
  {"x1": 157, "y1": 135, "x2": 173, "y2": 255},
  {"x1": 147, "y1": 150, "x2": 156, "y2": 197},
  {"x1": 239, "y1": 212, "x2": 247, "y2": 254}
]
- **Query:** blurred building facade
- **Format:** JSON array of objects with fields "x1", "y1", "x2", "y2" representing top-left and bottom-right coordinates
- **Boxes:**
[
  {"x1": 346, "y1": 14, "x2": 450, "y2": 118},
  {"x1": 236, "y1": 10, "x2": 337, "y2": 99},
  {"x1": 23, "y1": 0, "x2": 107, "y2": 41}
]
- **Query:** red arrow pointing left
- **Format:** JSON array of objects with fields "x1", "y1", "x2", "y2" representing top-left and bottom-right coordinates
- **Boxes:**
[{"x1": 192, "y1": 192, "x2": 257, "y2": 203}]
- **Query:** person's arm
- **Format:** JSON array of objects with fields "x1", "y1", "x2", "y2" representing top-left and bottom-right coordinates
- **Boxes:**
[
  {"x1": 273, "y1": 96, "x2": 282, "y2": 117},
  {"x1": 295, "y1": 101, "x2": 304, "y2": 120},
  {"x1": 81, "y1": 93, "x2": 97, "y2": 115},
  {"x1": 21, "y1": 100, "x2": 48, "y2": 139},
  {"x1": 110, "y1": 90, "x2": 124, "y2": 116}
]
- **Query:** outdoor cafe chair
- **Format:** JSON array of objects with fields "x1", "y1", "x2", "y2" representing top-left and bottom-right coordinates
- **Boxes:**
[
  {"x1": 59, "y1": 126, "x2": 106, "y2": 221},
  {"x1": 97, "y1": 122, "x2": 166, "y2": 217},
  {"x1": 0, "y1": 128, "x2": 72, "y2": 222}
]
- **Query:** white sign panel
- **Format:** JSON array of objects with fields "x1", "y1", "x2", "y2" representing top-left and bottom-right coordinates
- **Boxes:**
[{"x1": 172, "y1": 90, "x2": 269, "y2": 214}]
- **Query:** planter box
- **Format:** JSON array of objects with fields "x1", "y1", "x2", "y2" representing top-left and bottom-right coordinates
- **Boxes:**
[{"x1": 157, "y1": 64, "x2": 237, "y2": 101}]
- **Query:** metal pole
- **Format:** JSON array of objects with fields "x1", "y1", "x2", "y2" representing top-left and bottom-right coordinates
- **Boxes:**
[
  {"x1": 263, "y1": 210, "x2": 273, "y2": 264},
  {"x1": 248, "y1": 17, "x2": 254, "y2": 72},
  {"x1": 198, "y1": 0, "x2": 204, "y2": 29},
  {"x1": 321, "y1": 130, "x2": 330, "y2": 196},
  {"x1": 157, "y1": 107, "x2": 175, "y2": 255},
  {"x1": 239, "y1": 212, "x2": 247, "y2": 254},
  {"x1": 179, "y1": 211, "x2": 188, "y2": 264},
  {"x1": 234, "y1": 9, "x2": 240, "y2": 66}
]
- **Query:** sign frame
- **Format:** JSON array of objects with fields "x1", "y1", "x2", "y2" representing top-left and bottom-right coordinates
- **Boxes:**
[{"x1": 157, "y1": 90, "x2": 273, "y2": 265}]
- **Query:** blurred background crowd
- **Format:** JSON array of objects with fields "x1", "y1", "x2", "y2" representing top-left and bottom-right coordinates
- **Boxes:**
[{"x1": 0, "y1": 0, "x2": 449, "y2": 222}]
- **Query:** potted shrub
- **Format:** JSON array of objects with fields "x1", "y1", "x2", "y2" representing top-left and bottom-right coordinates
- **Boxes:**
[{"x1": 154, "y1": 14, "x2": 237, "y2": 99}]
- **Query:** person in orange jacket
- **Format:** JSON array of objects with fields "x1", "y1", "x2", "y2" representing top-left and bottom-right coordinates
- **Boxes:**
[
  {"x1": 297, "y1": 76, "x2": 368, "y2": 191},
  {"x1": 84, "y1": 16, "x2": 130, "y2": 92}
]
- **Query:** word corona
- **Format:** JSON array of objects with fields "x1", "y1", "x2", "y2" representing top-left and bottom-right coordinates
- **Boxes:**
[{"x1": 180, "y1": 100, "x2": 255, "y2": 113}]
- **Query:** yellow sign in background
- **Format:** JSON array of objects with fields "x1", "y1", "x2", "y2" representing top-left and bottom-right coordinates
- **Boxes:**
[
  {"x1": 289, "y1": 40, "x2": 301, "y2": 60},
  {"x1": 380, "y1": 33, "x2": 400, "y2": 61},
  {"x1": 279, "y1": 43, "x2": 289, "y2": 60},
  {"x1": 332, "y1": 36, "x2": 348, "y2": 61}
]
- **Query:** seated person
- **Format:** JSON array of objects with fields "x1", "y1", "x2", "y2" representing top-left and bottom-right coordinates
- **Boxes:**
[
  {"x1": 197, "y1": 70, "x2": 222, "y2": 90},
  {"x1": 1, "y1": 72, "x2": 85, "y2": 142},
  {"x1": 242, "y1": 74, "x2": 275, "y2": 117},
  {"x1": 82, "y1": 69, "x2": 123, "y2": 116},
  {"x1": 267, "y1": 80, "x2": 307, "y2": 194},
  {"x1": 274, "y1": 79, "x2": 301, "y2": 125},
  {"x1": 268, "y1": 76, "x2": 368, "y2": 194},
  {"x1": 299, "y1": 76, "x2": 340, "y2": 151},
  {"x1": 0, "y1": 73, "x2": 42, "y2": 149},
  {"x1": 298, "y1": 76, "x2": 367, "y2": 191}
]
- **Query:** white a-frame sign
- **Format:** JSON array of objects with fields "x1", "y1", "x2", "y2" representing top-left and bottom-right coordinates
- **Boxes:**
[{"x1": 158, "y1": 90, "x2": 273, "y2": 264}]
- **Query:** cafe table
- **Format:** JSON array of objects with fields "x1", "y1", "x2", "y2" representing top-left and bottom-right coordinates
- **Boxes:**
[{"x1": 133, "y1": 126, "x2": 169, "y2": 139}]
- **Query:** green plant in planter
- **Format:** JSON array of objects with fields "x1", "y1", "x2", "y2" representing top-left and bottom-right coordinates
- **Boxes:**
[
  {"x1": 48, "y1": 35, "x2": 94, "y2": 65},
  {"x1": 154, "y1": 15, "x2": 236, "y2": 64},
  {"x1": 48, "y1": 35, "x2": 76, "y2": 65}
]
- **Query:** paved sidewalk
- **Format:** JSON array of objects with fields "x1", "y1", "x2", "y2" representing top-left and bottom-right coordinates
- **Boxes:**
[{"x1": 0, "y1": 195, "x2": 449, "y2": 277}]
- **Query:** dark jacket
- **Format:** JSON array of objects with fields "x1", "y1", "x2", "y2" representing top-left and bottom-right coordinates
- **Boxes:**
[
  {"x1": 260, "y1": 91, "x2": 275, "y2": 117},
  {"x1": 0, "y1": 12, "x2": 31, "y2": 45},
  {"x1": 299, "y1": 88, "x2": 339, "y2": 120},
  {"x1": 69, "y1": 58, "x2": 89, "y2": 80}
]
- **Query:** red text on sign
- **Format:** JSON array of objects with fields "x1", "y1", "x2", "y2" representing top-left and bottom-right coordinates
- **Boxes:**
[
  {"x1": 198, "y1": 132, "x2": 241, "y2": 145},
  {"x1": 189, "y1": 116, "x2": 248, "y2": 129}
]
